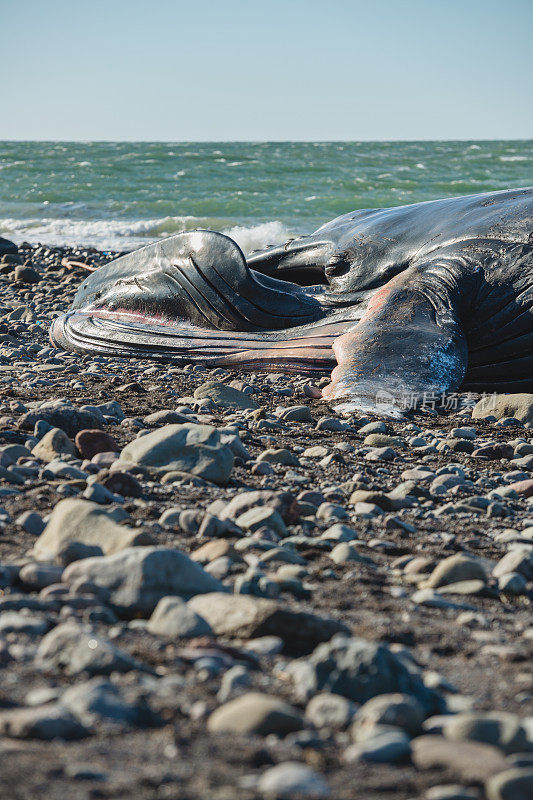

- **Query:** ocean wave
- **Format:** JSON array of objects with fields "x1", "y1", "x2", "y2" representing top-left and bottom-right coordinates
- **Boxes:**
[{"x1": 0, "y1": 215, "x2": 291, "y2": 254}]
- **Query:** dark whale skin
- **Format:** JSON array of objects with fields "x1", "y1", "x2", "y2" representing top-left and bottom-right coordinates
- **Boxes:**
[{"x1": 51, "y1": 188, "x2": 533, "y2": 412}]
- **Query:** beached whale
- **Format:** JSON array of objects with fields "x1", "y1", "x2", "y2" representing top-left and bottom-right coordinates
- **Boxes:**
[{"x1": 51, "y1": 188, "x2": 533, "y2": 413}]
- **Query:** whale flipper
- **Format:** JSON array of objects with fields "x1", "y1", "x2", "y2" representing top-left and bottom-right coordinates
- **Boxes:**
[{"x1": 322, "y1": 261, "x2": 469, "y2": 413}]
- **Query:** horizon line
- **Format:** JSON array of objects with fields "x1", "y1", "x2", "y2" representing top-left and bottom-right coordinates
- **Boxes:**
[{"x1": 1, "y1": 137, "x2": 532, "y2": 145}]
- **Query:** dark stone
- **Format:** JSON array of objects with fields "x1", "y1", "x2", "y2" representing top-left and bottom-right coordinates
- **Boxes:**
[{"x1": 75, "y1": 429, "x2": 119, "y2": 459}]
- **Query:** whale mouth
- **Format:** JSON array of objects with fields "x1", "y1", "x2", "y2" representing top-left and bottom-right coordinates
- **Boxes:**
[{"x1": 50, "y1": 307, "x2": 343, "y2": 374}]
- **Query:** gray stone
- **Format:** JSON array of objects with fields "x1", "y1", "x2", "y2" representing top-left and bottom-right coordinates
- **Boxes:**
[
  {"x1": 329, "y1": 543, "x2": 374, "y2": 565},
  {"x1": 425, "y1": 554, "x2": 487, "y2": 588},
  {"x1": 33, "y1": 498, "x2": 152, "y2": 561},
  {"x1": 32, "y1": 428, "x2": 76, "y2": 463},
  {"x1": 193, "y1": 381, "x2": 258, "y2": 409},
  {"x1": 19, "y1": 404, "x2": 103, "y2": 437},
  {"x1": 19, "y1": 563, "x2": 64, "y2": 589},
  {"x1": 61, "y1": 677, "x2": 157, "y2": 727},
  {"x1": 118, "y1": 423, "x2": 234, "y2": 485},
  {"x1": 305, "y1": 692, "x2": 357, "y2": 730},
  {"x1": 63, "y1": 547, "x2": 224, "y2": 617},
  {"x1": 257, "y1": 448, "x2": 300, "y2": 467},
  {"x1": 236, "y1": 506, "x2": 288, "y2": 537},
  {"x1": 485, "y1": 768, "x2": 533, "y2": 800},
  {"x1": 411, "y1": 735, "x2": 507, "y2": 782},
  {"x1": 0, "y1": 611, "x2": 49, "y2": 635},
  {"x1": 37, "y1": 622, "x2": 144, "y2": 675},
  {"x1": 217, "y1": 665, "x2": 251, "y2": 703},
  {"x1": 188, "y1": 593, "x2": 349, "y2": 655},
  {"x1": 15, "y1": 510, "x2": 45, "y2": 536},
  {"x1": 493, "y1": 548, "x2": 533, "y2": 580},
  {"x1": 0, "y1": 704, "x2": 87, "y2": 740},
  {"x1": 345, "y1": 729, "x2": 411, "y2": 763},
  {"x1": 444, "y1": 712, "x2": 529, "y2": 754},
  {"x1": 472, "y1": 394, "x2": 533, "y2": 426},
  {"x1": 277, "y1": 405, "x2": 313, "y2": 422},
  {"x1": 498, "y1": 572, "x2": 527, "y2": 594},
  {"x1": 287, "y1": 635, "x2": 442, "y2": 712},
  {"x1": 257, "y1": 762, "x2": 331, "y2": 798},
  {"x1": 207, "y1": 692, "x2": 303, "y2": 735},
  {"x1": 147, "y1": 596, "x2": 212, "y2": 638},
  {"x1": 425, "y1": 786, "x2": 478, "y2": 800},
  {"x1": 351, "y1": 693, "x2": 425, "y2": 737}
]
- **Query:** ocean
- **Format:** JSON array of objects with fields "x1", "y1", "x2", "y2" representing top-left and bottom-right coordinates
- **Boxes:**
[{"x1": 1, "y1": 140, "x2": 532, "y2": 254}]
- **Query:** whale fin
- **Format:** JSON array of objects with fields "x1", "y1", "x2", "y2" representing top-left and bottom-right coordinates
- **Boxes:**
[
  {"x1": 322, "y1": 262, "x2": 469, "y2": 414},
  {"x1": 72, "y1": 230, "x2": 324, "y2": 333}
]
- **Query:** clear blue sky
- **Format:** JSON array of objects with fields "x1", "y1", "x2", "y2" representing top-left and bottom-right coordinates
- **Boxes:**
[{"x1": 2, "y1": 0, "x2": 532, "y2": 141}]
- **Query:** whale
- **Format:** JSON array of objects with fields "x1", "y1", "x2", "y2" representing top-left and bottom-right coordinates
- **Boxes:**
[{"x1": 51, "y1": 187, "x2": 533, "y2": 413}]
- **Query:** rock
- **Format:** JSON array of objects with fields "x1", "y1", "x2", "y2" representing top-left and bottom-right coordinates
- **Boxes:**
[
  {"x1": 345, "y1": 729, "x2": 411, "y2": 763},
  {"x1": 217, "y1": 665, "x2": 251, "y2": 702},
  {"x1": 13, "y1": 265, "x2": 40, "y2": 283},
  {"x1": 316, "y1": 417, "x2": 350, "y2": 432},
  {"x1": 444, "y1": 712, "x2": 529, "y2": 754},
  {"x1": 320, "y1": 523, "x2": 359, "y2": 543},
  {"x1": 118, "y1": 423, "x2": 234, "y2": 485},
  {"x1": 19, "y1": 404, "x2": 103, "y2": 437},
  {"x1": 472, "y1": 394, "x2": 533, "y2": 426},
  {"x1": 147, "y1": 596, "x2": 212, "y2": 638},
  {"x1": 506, "y1": 478, "x2": 533, "y2": 497},
  {"x1": 425, "y1": 786, "x2": 478, "y2": 800},
  {"x1": 220, "y1": 490, "x2": 300, "y2": 524},
  {"x1": 75, "y1": 429, "x2": 119, "y2": 459},
  {"x1": 257, "y1": 762, "x2": 331, "y2": 798},
  {"x1": 63, "y1": 547, "x2": 224, "y2": 617},
  {"x1": 485, "y1": 768, "x2": 533, "y2": 800},
  {"x1": 32, "y1": 428, "x2": 76, "y2": 462},
  {"x1": 411, "y1": 588, "x2": 475, "y2": 610},
  {"x1": 430, "y1": 474, "x2": 465, "y2": 495},
  {"x1": 0, "y1": 611, "x2": 49, "y2": 635},
  {"x1": 19, "y1": 563, "x2": 63, "y2": 590},
  {"x1": 61, "y1": 677, "x2": 158, "y2": 727},
  {"x1": 287, "y1": 635, "x2": 441, "y2": 711},
  {"x1": 277, "y1": 405, "x2": 313, "y2": 422},
  {"x1": 425, "y1": 554, "x2": 487, "y2": 588},
  {"x1": 143, "y1": 410, "x2": 191, "y2": 425},
  {"x1": 305, "y1": 693, "x2": 357, "y2": 730},
  {"x1": 364, "y1": 433, "x2": 404, "y2": 448},
  {"x1": 472, "y1": 443, "x2": 515, "y2": 460},
  {"x1": 0, "y1": 236, "x2": 18, "y2": 256},
  {"x1": 349, "y1": 489, "x2": 394, "y2": 510},
  {"x1": 493, "y1": 548, "x2": 533, "y2": 580},
  {"x1": 37, "y1": 622, "x2": 144, "y2": 674},
  {"x1": 32, "y1": 498, "x2": 152, "y2": 561},
  {"x1": 15, "y1": 510, "x2": 45, "y2": 536},
  {"x1": 188, "y1": 593, "x2": 349, "y2": 655},
  {"x1": 0, "y1": 704, "x2": 87, "y2": 740},
  {"x1": 191, "y1": 540, "x2": 242, "y2": 564},
  {"x1": 351, "y1": 693, "x2": 425, "y2": 737},
  {"x1": 207, "y1": 692, "x2": 303, "y2": 735},
  {"x1": 193, "y1": 381, "x2": 258, "y2": 410},
  {"x1": 236, "y1": 506, "x2": 288, "y2": 537},
  {"x1": 411, "y1": 735, "x2": 507, "y2": 782},
  {"x1": 498, "y1": 572, "x2": 527, "y2": 594},
  {"x1": 365, "y1": 446, "x2": 397, "y2": 461},
  {"x1": 257, "y1": 448, "x2": 300, "y2": 467},
  {"x1": 329, "y1": 543, "x2": 374, "y2": 565},
  {"x1": 100, "y1": 471, "x2": 143, "y2": 498}
]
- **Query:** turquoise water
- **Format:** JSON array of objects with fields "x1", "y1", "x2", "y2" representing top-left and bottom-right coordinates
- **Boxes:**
[{"x1": 0, "y1": 140, "x2": 532, "y2": 252}]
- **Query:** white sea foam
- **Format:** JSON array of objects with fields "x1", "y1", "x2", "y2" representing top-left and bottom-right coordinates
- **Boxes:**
[
  {"x1": 221, "y1": 220, "x2": 289, "y2": 253},
  {"x1": 0, "y1": 215, "x2": 291, "y2": 254}
]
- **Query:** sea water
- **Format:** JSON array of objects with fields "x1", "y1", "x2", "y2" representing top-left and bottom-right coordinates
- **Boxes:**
[{"x1": 1, "y1": 140, "x2": 531, "y2": 253}]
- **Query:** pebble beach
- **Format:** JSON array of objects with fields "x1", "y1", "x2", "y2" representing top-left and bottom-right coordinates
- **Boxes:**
[{"x1": 0, "y1": 240, "x2": 530, "y2": 799}]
